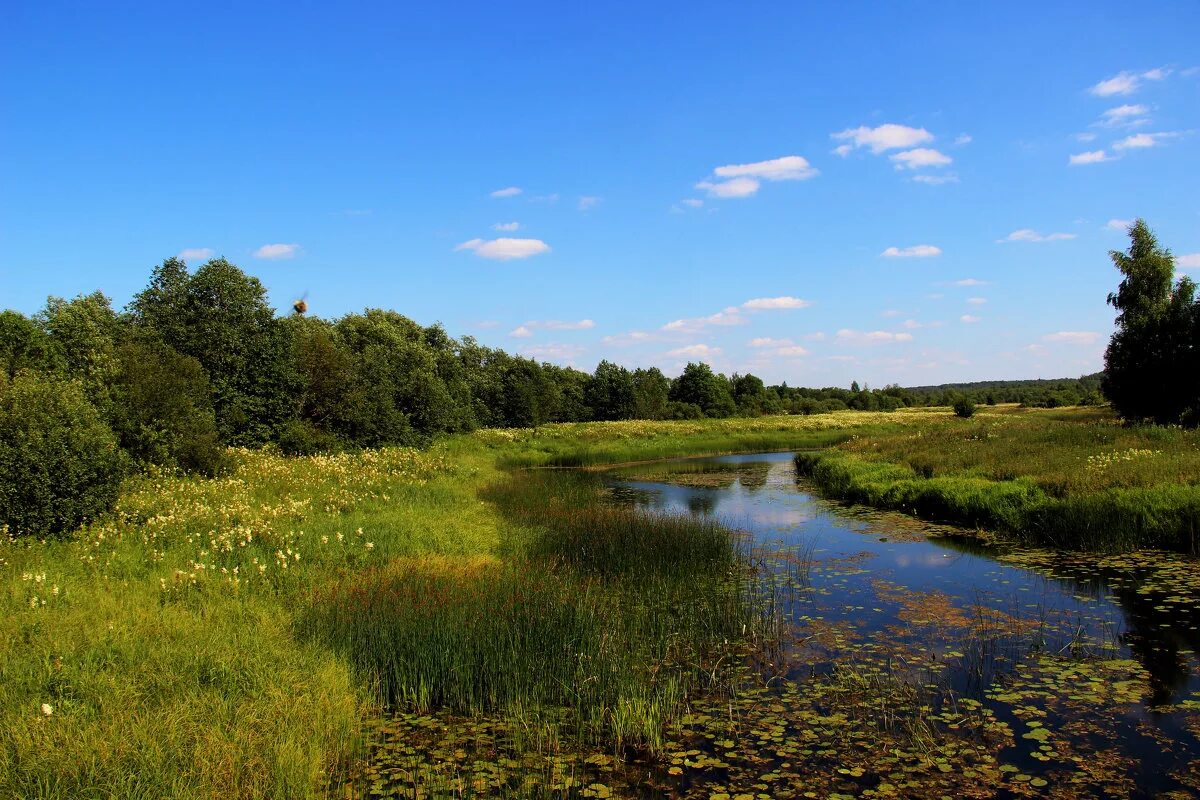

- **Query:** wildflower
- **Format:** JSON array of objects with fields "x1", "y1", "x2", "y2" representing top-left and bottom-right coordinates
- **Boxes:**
[
  {"x1": 365, "y1": 542, "x2": 375, "y2": 551},
  {"x1": 41, "y1": 703, "x2": 53, "y2": 716}
]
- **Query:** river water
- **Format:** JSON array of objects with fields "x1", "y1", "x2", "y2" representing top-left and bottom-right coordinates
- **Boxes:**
[{"x1": 605, "y1": 451, "x2": 1200, "y2": 798}]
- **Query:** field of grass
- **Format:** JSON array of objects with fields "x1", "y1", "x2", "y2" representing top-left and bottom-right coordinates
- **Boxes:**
[{"x1": 795, "y1": 405, "x2": 1200, "y2": 551}]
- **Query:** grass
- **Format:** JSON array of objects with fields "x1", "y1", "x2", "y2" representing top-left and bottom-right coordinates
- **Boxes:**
[{"x1": 795, "y1": 405, "x2": 1200, "y2": 551}]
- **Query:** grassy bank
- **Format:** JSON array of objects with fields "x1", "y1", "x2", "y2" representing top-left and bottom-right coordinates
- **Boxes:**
[{"x1": 795, "y1": 406, "x2": 1200, "y2": 552}]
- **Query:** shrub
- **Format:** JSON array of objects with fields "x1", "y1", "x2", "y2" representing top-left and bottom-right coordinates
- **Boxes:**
[
  {"x1": 277, "y1": 419, "x2": 342, "y2": 456},
  {"x1": 665, "y1": 400, "x2": 704, "y2": 420},
  {"x1": 0, "y1": 371, "x2": 126, "y2": 537},
  {"x1": 953, "y1": 396, "x2": 977, "y2": 418}
]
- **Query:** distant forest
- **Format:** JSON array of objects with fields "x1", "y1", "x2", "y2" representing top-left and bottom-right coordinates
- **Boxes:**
[{"x1": 1, "y1": 257, "x2": 1102, "y2": 477}]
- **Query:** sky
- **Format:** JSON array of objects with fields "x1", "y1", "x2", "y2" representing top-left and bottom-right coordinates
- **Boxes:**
[{"x1": 2, "y1": 2, "x2": 1198, "y2": 388}]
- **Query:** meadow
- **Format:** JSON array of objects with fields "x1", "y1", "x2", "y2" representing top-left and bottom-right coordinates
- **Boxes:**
[{"x1": 3, "y1": 406, "x2": 1199, "y2": 798}]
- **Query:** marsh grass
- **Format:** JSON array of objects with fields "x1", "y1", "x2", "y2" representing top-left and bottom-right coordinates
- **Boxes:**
[{"x1": 796, "y1": 406, "x2": 1200, "y2": 551}]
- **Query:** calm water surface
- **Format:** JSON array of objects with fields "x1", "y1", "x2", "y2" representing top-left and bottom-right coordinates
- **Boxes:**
[{"x1": 606, "y1": 451, "x2": 1200, "y2": 797}]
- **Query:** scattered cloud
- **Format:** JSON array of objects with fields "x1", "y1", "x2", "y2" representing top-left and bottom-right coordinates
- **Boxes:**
[
  {"x1": 1088, "y1": 68, "x2": 1169, "y2": 97},
  {"x1": 742, "y1": 296, "x2": 812, "y2": 310},
  {"x1": 1075, "y1": 132, "x2": 1098, "y2": 142},
  {"x1": 681, "y1": 198, "x2": 704, "y2": 208},
  {"x1": 696, "y1": 177, "x2": 760, "y2": 198},
  {"x1": 1042, "y1": 331, "x2": 1100, "y2": 345},
  {"x1": 750, "y1": 337, "x2": 794, "y2": 348},
  {"x1": 1177, "y1": 253, "x2": 1200, "y2": 269},
  {"x1": 835, "y1": 329, "x2": 915, "y2": 345},
  {"x1": 776, "y1": 345, "x2": 809, "y2": 357},
  {"x1": 454, "y1": 237, "x2": 550, "y2": 260},
  {"x1": 578, "y1": 196, "x2": 601, "y2": 211},
  {"x1": 912, "y1": 174, "x2": 959, "y2": 185},
  {"x1": 490, "y1": 186, "x2": 522, "y2": 198},
  {"x1": 177, "y1": 247, "x2": 213, "y2": 261},
  {"x1": 1106, "y1": 218, "x2": 1133, "y2": 231},
  {"x1": 667, "y1": 344, "x2": 722, "y2": 359},
  {"x1": 601, "y1": 330, "x2": 655, "y2": 346},
  {"x1": 492, "y1": 221, "x2": 521, "y2": 232},
  {"x1": 953, "y1": 278, "x2": 986, "y2": 286},
  {"x1": 509, "y1": 326, "x2": 532, "y2": 338},
  {"x1": 529, "y1": 193, "x2": 560, "y2": 203},
  {"x1": 662, "y1": 306, "x2": 745, "y2": 333},
  {"x1": 473, "y1": 320, "x2": 501, "y2": 329},
  {"x1": 954, "y1": 134, "x2": 973, "y2": 146},
  {"x1": 890, "y1": 148, "x2": 953, "y2": 170},
  {"x1": 1098, "y1": 104, "x2": 1150, "y2": 127},
  {"x1": 832, "y1": 124, "x2": 933, "y2": 154},
  {"x1": 518, "y1": 319, "x2": 595, "y2": 333},
  {"x1": 253, "y1": 243, "x2": 300, "y2": 260},
  {"x1": 1113, "y1": 131, "x2": 1181, "y2": 150},
  {"x1": 881, "y1": 244, "x2": 942, "y2": 258},
  {"x1": 966, "y1": 297, "x2": 987, "y2": 305},
  {"x1": 522, "y1": 343, "x2": 585, "y2": 362},
  {"x1": 960, "y1": 315, "x2": 981, "y2": 323},
  {"x1": 713, "y1": 155, "x2": 819, "y2": 182},
  {"x1": 1069, "y1": 150, "x2": 1115, "y2": 165},
  {"x1": 998, "y1": 229, "x2": 1077, "y2": 243}
]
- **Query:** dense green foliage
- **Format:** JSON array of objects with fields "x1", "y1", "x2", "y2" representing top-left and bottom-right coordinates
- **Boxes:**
[
  {"x1": 953, "y1": 395, "x2": 977, "y2": 418},
  {"x1": 0, "y1": 372, "x2": 127, "y2": 537},
  {"x1": 1102, "y1": 220, "x2": 1200, "y2": 426}
]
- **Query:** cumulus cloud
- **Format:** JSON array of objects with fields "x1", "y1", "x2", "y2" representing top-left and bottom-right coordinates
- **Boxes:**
[
  {"x1": 750, "y1": 337, "x2": 794, "y2": 348},
  {"x1": 960, "y1": 315, "x2": 981, "y2": 323},
  {"x1": 662, "y1": 307, "x2": 745, "y2": 333},
  {"x1": 742, "y1": 296, "x2": 812, "y2": 310},
  {"x1": 695, "y1": 177, "x2": 760, "y2": 198},
  {"x1": 509, "y1": 326, "x2": 533, "y2": 338},
  {"x1": 998, "y1": 229, "x2": 1077, "y2": 243},
  {"x1": 578, "y1": 196, "x2": 601, "y2": 211},
  {"x1": 455, "y1": 238, "x2": 550, "y2": 261},
  {"x1": 835, "y1": 329, "x2": 914, "y2": 345},
  {"x1": 881, "y1": 244, "x2": 942, "y2": 258},
  {"x1": 253, "y1": 243, "x2": 300, "y2": 260},
  {"x1": 1113, "y1": 132, "x2": 1180, "y2": 150},
  {"x1": 1098, "y1": 104, "x2": 1150, "y2": 127},
  {"x1": 832, "y1": 124, "x2": 933, "y2": 154},
  {"x1": 954, "y1": 134, "x2": 973, "y2": 145},
  {"x1": 1088, "y1": 68, "x2": 1169, "y2": 97},
  {"x1": 601, "y1": 330, "x2": 654, "y2": 346},
  {"x1": 667, "y1": 344, "x2": 722, "y2": 358},
  {"x1": 1042, "y1": 331, "x2": 1100, "y2": 344},
  {"x1": 1176, "y1": 253, "x2": 1200, "y2": 269},
  {"x1": 1075, "y1": 132, "x2": 1098, "y2": 142},
  {"x1": 889, "y1": 148, "x2": 953, "y2": 170},
  {"x1": 776, "y1": 345, "x2": 809, "y2": 357},
  {"x1": 492, "y1": 221, "x2": 521, "y2": 231},
  {"x1": 713, "y1": 155, "x2": 819, "y2": 182},
  {"x1": 1107, "y1": 218, "x2": 1133, "y2": 231},
  {"x1": 490, "y1": 186, "x2": 522, "y2": 198},
  {"x1": 177, "y1": 247, "x2": 214, "y2": 261},
  {"x1": 966, "y1": 297, "x2": 987, "y2": 305},
  {"x1": 1069, "y1": 150, "x2": 1115, "y2": 165}
]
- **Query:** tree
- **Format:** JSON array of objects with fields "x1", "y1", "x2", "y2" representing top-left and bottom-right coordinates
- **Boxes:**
[
  {"x1": 0, "y1": 311, "x2": 57, "y2": 378},
  {"x1": 585, "y1": 360, "x2": 636, "y2": 421},
  {"x1": 1102, "y1": 220, "x2": 1199, "y2": 425},
  {"x1": 631, "y1": 367, "x2": 670, "y2": 419},
  {"x1": 669, "y1": 362, "x2": 736, "y2": 418}
]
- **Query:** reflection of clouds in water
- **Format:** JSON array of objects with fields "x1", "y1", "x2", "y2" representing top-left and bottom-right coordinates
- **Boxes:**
[
  {"x1": 891, "y1": 552, "x2": 956, "y2": 569},
  {"x1": 748, "y1": 508, "x2": 815, "y2": 527}
]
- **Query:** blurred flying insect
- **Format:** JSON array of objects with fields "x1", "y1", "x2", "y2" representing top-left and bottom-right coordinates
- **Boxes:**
[{"x1": 293, "y1": 291, "x2": 309, "y2": 315}]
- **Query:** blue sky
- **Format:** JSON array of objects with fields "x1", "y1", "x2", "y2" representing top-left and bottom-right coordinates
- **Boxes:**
[{"x1": 2, "y1": 2, "x2": 1197, "y2": 388}]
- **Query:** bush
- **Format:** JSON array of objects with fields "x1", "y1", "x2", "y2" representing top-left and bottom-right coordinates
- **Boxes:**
[
  {"x1": 953, "y1": 396, "x2": 977, "y2": 418},
  {"x1": 665, "y1": 400, "x2": 704, "y2": 420},
  {"x1": 0, "y1": 371, "x2": 126, "y2": 537},
  {"x1": 277, "y1": 419, "x2": 342, "y2": 456}
]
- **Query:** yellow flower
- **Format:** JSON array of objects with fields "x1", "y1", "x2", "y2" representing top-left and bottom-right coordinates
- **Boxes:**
[{"x1": 41, "y1": 703, "x2": 53, "y2": 716}]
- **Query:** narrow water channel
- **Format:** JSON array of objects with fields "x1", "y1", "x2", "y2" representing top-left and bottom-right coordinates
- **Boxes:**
[{"x1": 605, "y1": 451, "x2": 1200, "y2": 797}]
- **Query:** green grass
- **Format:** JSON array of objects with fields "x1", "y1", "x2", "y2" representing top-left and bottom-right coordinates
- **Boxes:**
[{"x1": 795, "y1": 405, "x2": 1200, "y2": 551}]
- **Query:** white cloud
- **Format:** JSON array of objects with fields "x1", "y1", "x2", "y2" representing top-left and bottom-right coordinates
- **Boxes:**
[
  {"x1": 954, "y1": 134, "x2": 973, "y2": 145},
  {"x1": 903, "y1": 319, "x2": 923, "y2": 329},
  {"x1": 1075, "y1": 132, "x2": 1098, "y2": 142},
  {"x1": 601, "y1": 330, "x2": 654, "y2": 346},
  {"x1": 912, "y1": 174, "x2": 959, "y2": 185},
  {"x1": 1176, "y1": 253, "x2": 1200, "y2": 269},
  {"x1": 835, "y1": 329, "x2": 914, "y2": 345},
  {"x1": 750, "y1": 337, "x2": 794, "y2": 348},
  {"x1": 519, "y1": 319, "x2": 595, "y2": 332},
  {"x1": 455, "y1": 237, "x2": 551, "y2": 261},
  {"x1": 713, "y1": 155, "x2": 819, "y2": 182},
  {"x1": 1099, "y1": 104, "x2": 1150, "y2": 126},
  {"x1": 490, "y1": 186, "x2": 522, "y2": 198},
  {"x1": 890, "y1": 148, "x2": 953, "y2": 170},
  {"x1": 522, "y1": 343, "x2": 585, "y2": 362},
  {"x1": 805, "y1": 332, "x2": 827, "y2": 341},
  {"x1": 832, "y1": 124, "x2": 934, "y2": 154},
  {"x1": 696, "y1": 177, "x2": 760, "y2": 198},
  {"x1": 776, "y1": 345, "x2": 809, "y2": 357},
  {"x1": 742, "y1": 296, "x2": 812, "y2": 310},
  {"x1": 881, "y1": 244, "x2": 942, "y2": 258},
  {"x1": 681, "y1": 198, "x2": 703, "y2": 208},
  {"x1": 1088, "y1": 68, "x2": 1168, "y2": 97},
  {"x1": 960, "y1": 315, "x2": 981, "y2": 323},
  {"x1": 1069, "y1": 150, "x2": 1115, "y2": 165},
  {"x1": 1042, "y1": 331, "x2": 1100, "y2": 345},
  {"x1": 966, "y1": 297, "x2": 987, "y2": 305},
  {"x1": 1113, "y1": 132, "x2": 1180, "y2": 150},
  {"x1": 509, "y1": 326, "x2": 533, "y2": 338},
  {"x1": 177, "y1": 247, "x2": 214, "y2": 261},
  {"x1": 253, "y1": 243, "x2": 300, "y2": 260},
  {"x1": 662, "y1": 307, "x2": 745, "y2": 333},
  {"x1": 998, "y1": 229, "x2": 1077, "y2": 243},
  {"x1": 1106, "y1": 218, "x2": 1133, "y2": 231},
  {"x1": 953, "y1": 278, "x2": 986, "y2": 286},
  {"x1": 492, "y1": 221, "x2": 521, "y2": 231},
  {"x1": 578, "y1": 196, "x2": 601, "y2": 211},
  {"x1": 667, "y1": 344, "x2": 722, "y2": 359}
]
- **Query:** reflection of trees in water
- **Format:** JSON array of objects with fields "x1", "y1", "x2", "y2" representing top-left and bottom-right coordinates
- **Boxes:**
[{"x1": 687, "y1": 493, "x2": 716, "y2": 515}]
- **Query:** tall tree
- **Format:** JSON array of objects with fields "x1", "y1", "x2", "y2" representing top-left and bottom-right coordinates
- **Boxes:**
[
  {"x1": 585, "y1": 360, "x2": 636, "y2": 421},
  {"x1": 1102, "y1": 220, "x2": 1199, "y2": 425}
]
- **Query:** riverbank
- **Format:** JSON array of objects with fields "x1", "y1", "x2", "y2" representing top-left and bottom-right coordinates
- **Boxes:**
[{"x1": 794, "y1": 406, "x2": 1200, "y2": 552}]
